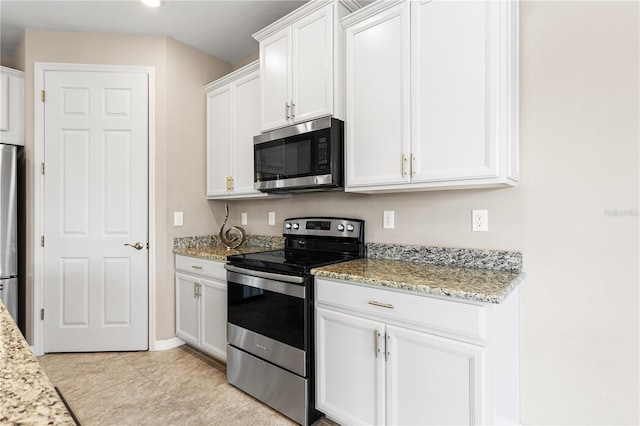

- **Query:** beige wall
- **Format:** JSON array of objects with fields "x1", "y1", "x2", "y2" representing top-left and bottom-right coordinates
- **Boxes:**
[
  {"x1": 213, "y1": 2, "x2": 639, "y2": 424},
  {"x1": 162, "y1": 37, "x2": 231, "y2": 339},
  {"x1": 1, "y1": 54, "x2": 20, "y2": 69},
  {"x1": 20, "y1": 30, "x2": 230, "y2": 343},
  {"x1": 233, "y1": 52, "x2": 259, "y2": 71}
]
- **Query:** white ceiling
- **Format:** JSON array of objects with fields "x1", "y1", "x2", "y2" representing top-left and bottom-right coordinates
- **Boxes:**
[{"x1": 0, "y1": 0, "x2": 310, "y2": 64}]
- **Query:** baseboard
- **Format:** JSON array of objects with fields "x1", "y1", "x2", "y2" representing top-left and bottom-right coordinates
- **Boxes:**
[{"x1": 152, "y1": 336, "x2": 185, "y2": 351}]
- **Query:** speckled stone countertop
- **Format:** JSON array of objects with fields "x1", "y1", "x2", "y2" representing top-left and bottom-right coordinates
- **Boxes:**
[
  {"x1": 0, "y1": 300, "x2": 74, "y2": 425},
  {"x1": 173, "y1": 234, "x2": 284, "y2": 262},
  {"x1": 312, "y1": 244, "x2": 525, "y2": 304}
]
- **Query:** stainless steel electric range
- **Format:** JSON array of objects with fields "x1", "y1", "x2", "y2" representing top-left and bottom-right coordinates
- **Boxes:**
[{"x1": 225, "y1": 217, "x2": 365, "y2": 426}]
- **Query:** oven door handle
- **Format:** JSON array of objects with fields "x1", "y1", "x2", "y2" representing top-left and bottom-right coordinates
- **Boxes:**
[
  {"x1": 224, "y1": 264, "x2": 304, "y2": 284},
  {"x1": 226, "y1": 270, "x2": 306, "y2": 299}
]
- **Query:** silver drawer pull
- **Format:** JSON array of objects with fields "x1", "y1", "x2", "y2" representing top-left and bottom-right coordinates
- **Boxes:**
[
  {"x1": 368, "y1": 300, "x2": 394, "y2": 309},
  {"x1": 191, "y1": 265, "x2": 203, "y2": 270}
]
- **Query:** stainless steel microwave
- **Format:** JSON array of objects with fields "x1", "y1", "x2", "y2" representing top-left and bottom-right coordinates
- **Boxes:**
[{"x1": 253, "y1": 117, "x2": 343, "y2": 193}]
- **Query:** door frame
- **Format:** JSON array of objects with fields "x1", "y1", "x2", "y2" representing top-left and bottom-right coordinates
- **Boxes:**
[{"x1": 33, "y1": 62, "x2": 156, "y2": 356}]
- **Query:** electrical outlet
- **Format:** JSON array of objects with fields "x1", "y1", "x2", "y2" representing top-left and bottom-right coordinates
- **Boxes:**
[
  {"x1": 174, "y1": 211, "x2": 183, "y2": 227},
  {"x1": 383, "y1": 211, "x2": 395, "y2": 229},
  {"x1": 241, "y1": 212, "x2": 248, "y2": 225},
  {"x1": 472, "y1": 209, "x2": 488, "y2": 232},
  {"x1": 268, "y1": 212, "x2": 276, "y2": 226}
]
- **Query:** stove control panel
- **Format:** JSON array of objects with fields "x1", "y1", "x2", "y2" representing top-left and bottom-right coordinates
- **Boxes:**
[{"x1": 283, "y1": 217, "x2": 364, "y2": 239}]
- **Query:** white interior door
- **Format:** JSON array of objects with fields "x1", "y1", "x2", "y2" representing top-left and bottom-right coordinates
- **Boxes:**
[{"x1": 43, "y1": 69, "x2": 149, "y2": 352}]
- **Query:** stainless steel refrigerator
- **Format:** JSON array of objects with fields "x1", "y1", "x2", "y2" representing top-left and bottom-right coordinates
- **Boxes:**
[{"x1": 0, "y1": 143, "x2": 18, "y2": 323}]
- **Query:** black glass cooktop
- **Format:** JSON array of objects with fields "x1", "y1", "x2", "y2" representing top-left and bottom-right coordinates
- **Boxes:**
[{"x1": 227, "y1": 249, "x2": 360, "y2": 276}]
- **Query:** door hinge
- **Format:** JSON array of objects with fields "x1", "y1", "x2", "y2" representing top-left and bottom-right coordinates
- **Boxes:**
[
  {"x1": 40, "y1": 162, "x2": 45, "y2": 175},
  {"x1": 41, "y1": 90, "x2": 45, "y2": 102},
  {"x1": 40, "y1": 308, "x2": 45, "y2": 320},
  {"x1": 41, "y1": 236, "x2": 45, "y2": 247}
]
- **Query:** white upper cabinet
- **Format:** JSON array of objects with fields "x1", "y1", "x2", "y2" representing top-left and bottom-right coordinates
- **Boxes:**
[
  {"x1": 344, "y1": 2, "x2": 411, "y2": 188},
  {"x1": 343, "y1": 0, "x2": 519, "y2": 193},
  {"x1": 254, "y1": 1, "x2": 355, "y2": 132},
  {"x1": 205, "y1": 61, "x2": 267, "y2": 199},
  {"x1": 0, "y1": 66, "x2": 24, "y2": 146}
]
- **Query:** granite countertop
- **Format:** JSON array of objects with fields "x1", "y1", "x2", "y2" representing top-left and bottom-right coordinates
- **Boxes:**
[
  {"x1": 173, "y1": 234, "x2": 284, "y2": 262},
  {"x1": 174, "y1": 243, "x2": 273, "y2": 262},
  {"x1": 312, "y1": 244, "x2": 525, "y2": 304},
  {"x1": 0, "y1": 300, "x2": 74, "y2": 425}
]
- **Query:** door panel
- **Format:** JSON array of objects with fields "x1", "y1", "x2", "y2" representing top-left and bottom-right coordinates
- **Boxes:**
[
  {"x1": 293, "y1": 4, "x2": 332, "y2": 122},
  {"x1": 386, "y1": 325, "x2": 485, "y2": 425},
  {"x1": 345, "y1": 3, "x2": 411, "y2": 188},
  {"x1": 232, "y1": 72, "x2": 260, "y2": 195},
  {"x1": 411, "y1": 0, "x2": 496, "y2": 182},
  {"x1": 316, "y1": 307, "x2": 385, "y2": 425},
  {"x1": 44, "y1": 70, "x2": 148, "y2": 352},
  {"x1": 260, "y1": 28, "x2": 291, "y2": 131},
  {"x1": 60, "y1": 258, "x2": 89, "y2": 327}
]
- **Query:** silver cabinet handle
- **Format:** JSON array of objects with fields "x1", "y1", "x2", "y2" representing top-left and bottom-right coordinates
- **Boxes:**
[
  {"x1": 291, "y1": 100, "x2": 295, "y2": 118},
  {"x1": 193, "y1": 282, "x2": 198, "y2": 298},
  {"x1": 368, "y1": 300, "x2": 394, "y2": 309},
  {"x1": 374, "y1": 330, "x2": 381, "y2": 358},
  {"x1": 191, "y1": 265, "x2": 203, "y2": 270},
  {"x1": 285, "y1": 102, "x2": 290, "y2": 120},
  {"x1": 124, "y1": 242, "x2": 144, "y2": 250}
]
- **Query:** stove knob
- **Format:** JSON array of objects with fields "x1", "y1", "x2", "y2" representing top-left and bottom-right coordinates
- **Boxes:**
[
  {"x1": 285, "y1": 223, "x2": 292, "y2": 229},
  {"x1": 337, "y1": 224, "x2": 345, "y2": 232},
  {"x1": 292, "y1": 223, "x2": 300, "y2": 230},
  {"x1": 347, "y1": 224, "x2": 355, "y2": 232}
]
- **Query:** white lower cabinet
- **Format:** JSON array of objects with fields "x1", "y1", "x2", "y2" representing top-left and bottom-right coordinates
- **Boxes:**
[
  {"x1": 315, "y1": 277, "x2": 519, "y2": 425},
  {"x1": 175, "y1": 256, "x2": 227, "y2": 361}
]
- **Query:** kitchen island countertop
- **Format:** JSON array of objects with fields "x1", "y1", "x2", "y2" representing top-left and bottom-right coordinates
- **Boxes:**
[
  {"x1": 0, "y1": 300, "x2": 74, "y2": 425},
  {"x1": 312, "y1": 257, "x2": 524, "y2": 304}
]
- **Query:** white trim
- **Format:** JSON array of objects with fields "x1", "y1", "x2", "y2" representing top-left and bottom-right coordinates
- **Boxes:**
[
  {"x1": 153, "y1": 337, "x2": 185, "y2": 351},
  {"x1": 33, "y1": 62, "x2": 156, "y2": 356}
]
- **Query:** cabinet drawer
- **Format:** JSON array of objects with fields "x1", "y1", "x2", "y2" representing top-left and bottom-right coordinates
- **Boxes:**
[
  {"x1": 175, "y1": 255, "x2": 226, "y2": 280},
  {"x1": 316, "y1": 278, "x2": 486, "y2": 341}
]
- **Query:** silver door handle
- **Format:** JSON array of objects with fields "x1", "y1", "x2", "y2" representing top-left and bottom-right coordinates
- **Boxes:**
[{"x1": 124, "y1": 242, "x2": 144, "y2": 250}]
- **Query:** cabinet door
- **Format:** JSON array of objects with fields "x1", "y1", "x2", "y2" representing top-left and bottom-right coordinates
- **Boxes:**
[
  {"x1": 175, "y1": 273, "x2": 200, "y2": 347},
  {"x1": 199, "y1": 277, "x2": 227, "y2": 361},
  {"x1": 410, "y1": 0, "x2": 497, "y2": 183},
  {"x1": 386, "y1": 325, "x2": 485, "y2": 425},
  {"x1": 292, "y1": 3, "x2": 333, "y2": 123},
  {"x1": 260, "y1": 27, "x2": 292, "y2": 131},
  {"x1": 345, "y1": 3, "x2": 411, "y2": 188},
  {"x1": 231, "y1": 70, "x2": 261, "y2": 196},
  {"x1": 316, "y1": 307, "x2": 385, "y2": 426},
  {"x1": 0, "y1": 70, "x2": 24, "y2": 146},
  {"x1": 206, "y1": 87, "x2": 232, "y2": 197}
]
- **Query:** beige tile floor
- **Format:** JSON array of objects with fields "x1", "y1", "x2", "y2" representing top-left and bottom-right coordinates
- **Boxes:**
[{"x1": 38, "y1": 345, "x2": 336, "y2": 426}]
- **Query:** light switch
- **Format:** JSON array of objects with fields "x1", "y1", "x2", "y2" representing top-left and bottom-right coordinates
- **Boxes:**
[
  {"x1": 174, "y1": 211, "x2": 183, "y2": 227},
  {"x1": 241, "y1": 212, "x2": 248, "y2": 225},
  {"x1": 268, "y1": 212, "x2": 276, "y2": 226}
]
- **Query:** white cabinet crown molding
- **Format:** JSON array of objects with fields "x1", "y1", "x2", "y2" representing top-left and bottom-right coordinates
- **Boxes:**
[
  {"x1": 341, "y1": 0, "x2": 405, "y2": 29},
  {"x1": 252, "y1": 1, "x2": 333, "y2": 41},
  {"x1": 0, "y1": 66, "x2": 24, "y2": 78},
  {"x1": 204, "y1": 60, "x2": 259, "y2": 92}
]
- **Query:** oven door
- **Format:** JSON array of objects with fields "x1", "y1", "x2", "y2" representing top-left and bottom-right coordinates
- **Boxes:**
[{"x1": 225, "y1": 265, "x2": 308, "y2": 377}]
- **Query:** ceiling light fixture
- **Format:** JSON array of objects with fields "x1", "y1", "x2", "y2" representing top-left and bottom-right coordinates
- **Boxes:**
[{"x1": 140, "y1": 0, "x2": 164, "y2": 7}]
